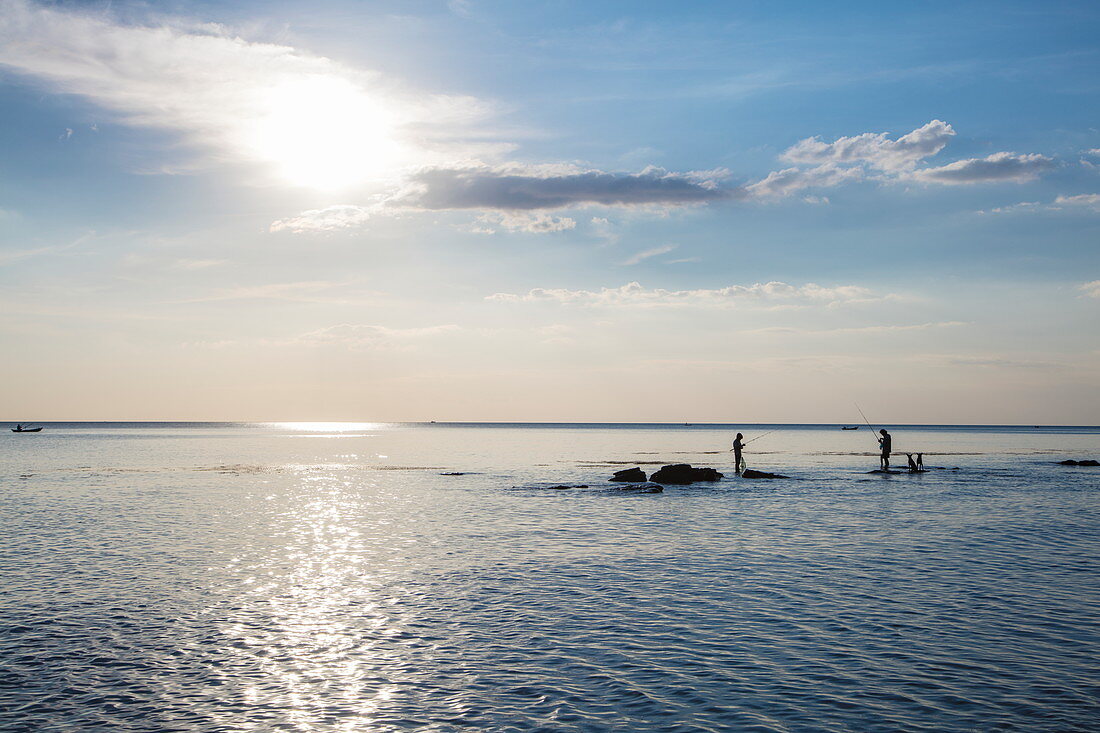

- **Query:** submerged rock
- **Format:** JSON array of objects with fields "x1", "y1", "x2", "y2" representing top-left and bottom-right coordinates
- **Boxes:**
[
  {"x1": 649, "y1": 464, "x2": 723, "y2": 484},
  {"x1": 741, "y1": 469, "x2": 788, "y2": 479},
  {"x1": 613, "y1": 482, "x2": 664, "y2": 493},
  {"x1": 1060, "y1": 459, "x2": 1099, "y2": 466},
  {"x1": 610, "y1": 467, "x2": 647, "y2": 482}
]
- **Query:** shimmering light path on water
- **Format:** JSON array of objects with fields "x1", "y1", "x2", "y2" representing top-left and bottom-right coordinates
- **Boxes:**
[{"x1": 3, "y1": 423, "x2": 1099, "y2": 731}]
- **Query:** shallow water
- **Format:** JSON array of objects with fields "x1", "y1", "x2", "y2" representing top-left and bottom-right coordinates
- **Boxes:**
[{"x1": 3, "y1": 423, "x2": 1099, "y2": 731}]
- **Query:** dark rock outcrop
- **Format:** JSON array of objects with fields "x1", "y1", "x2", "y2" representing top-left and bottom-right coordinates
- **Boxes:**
[
  {"x1": 741, "y1": 469, "x2": 788, "y2": 479},
  {"x1": 649, "y1": 464, "x2": 723, "y2": 484},
  {"x1": 1059, "y1": 459, "x2": 1099, "y2": 466},
  {"x1": 547, "y1": 484, "x2": 588, "y2": 490},
  {"x1": 610, "y1": 467, "x2": 647, "y2": 482},
  {"x1": 612, "y1": 482, "x2": 664, "y2": 493}
]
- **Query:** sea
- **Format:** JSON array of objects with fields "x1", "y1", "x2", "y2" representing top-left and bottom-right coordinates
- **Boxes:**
[{"x1": 3, "y1": 422, "x2": 1099, "y2": 732}]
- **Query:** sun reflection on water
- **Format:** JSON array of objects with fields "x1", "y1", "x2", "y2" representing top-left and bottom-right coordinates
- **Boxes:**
[
  {"x1": 271, "y1": 422, "x2": 394, "y2": 433},
  {"x1": 213, "y1": 465, "x2": 417, "y2": 730}
]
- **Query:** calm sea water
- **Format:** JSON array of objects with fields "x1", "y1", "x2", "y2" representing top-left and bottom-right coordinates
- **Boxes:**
[{"x1": 3, "y1": 422, "x2": 1099, "y2": 732}]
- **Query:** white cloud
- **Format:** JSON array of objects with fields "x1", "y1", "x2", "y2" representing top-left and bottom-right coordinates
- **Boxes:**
[
  {"x1": 765, "y1": 120, "x2": 1054, "y2": 196},
  {"x1": 746, "y1": 163, "x2": 862, "y2": 199},
  {"x1": 781, "y1": 119, "x2": 955, "y2": 171},
  {"x1": 621, "y1": 244, "x2": 677, "y2": 265},
  {"x1": 269, "y1": 205, "x2": 375, "y2": 233},
  {"x1": 486, "y1": 281, "x2": 881, "y2": 308},
  {"x1": 589, "y1": 216, "x2": 620, "y2": 244},
  {"x1": 1080, "y1": 281, "x2": 1100, "y2": 299},
  {"x1": 980, "y1": 201, "x2": 1043, "y2": 214},
  {"x1": 912, "y1": 152, "x2": 1055, "y2": 185},
  {"x1": 474, "y1": 211, "x2": 576, "y2": 233},
  {"x1": 1054, "y1": 193, "x2": 1100, "y2": 211}
]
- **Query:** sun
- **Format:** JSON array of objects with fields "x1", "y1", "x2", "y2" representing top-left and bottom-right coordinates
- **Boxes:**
[{"x1": 248, "y1": 76, "x2": 404, "y2": 190}]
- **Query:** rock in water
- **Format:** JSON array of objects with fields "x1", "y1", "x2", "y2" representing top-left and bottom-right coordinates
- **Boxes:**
[
  {"x1": 741, "y1": 469, "x2": 788, "y2": 479},
  {"x1": 613, "y1": 482, "x2": 664, "y2": 493},
  {"x1": 1060, "y1": 459, "x2": 1099, "y2": 466},
  {"x1": 610, "y1": 467, "x2": 647, "y2": 482},
  {"x1": 649, "y1": 464, "x2": 723, "y2": 484}
]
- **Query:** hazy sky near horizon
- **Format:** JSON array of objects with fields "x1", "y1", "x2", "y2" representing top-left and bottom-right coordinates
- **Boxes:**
[{"x1": 1, "y1": 0, "x2": 1098, "y2": 423}]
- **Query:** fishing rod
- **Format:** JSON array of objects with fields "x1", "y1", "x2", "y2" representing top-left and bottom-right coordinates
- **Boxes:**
[
  {"x1": 728, "y1": 428, "x2": 780, "y2": 449},
  {"x1": 745, "y1": 428, "x2": 780, "y2": 445},
  {"x1": 854, "y1": 403, "x2": 881, "y2": 444}
]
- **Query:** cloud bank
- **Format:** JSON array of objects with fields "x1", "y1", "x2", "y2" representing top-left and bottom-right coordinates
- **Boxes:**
[{"x1": 389, "y1": 164, "x2": 735, "y2": 211}]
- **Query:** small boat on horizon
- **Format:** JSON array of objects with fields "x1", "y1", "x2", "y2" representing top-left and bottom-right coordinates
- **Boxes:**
[
  {"x1": 11, "y1": 425, "x2": 43, "y2": 433},
  {"x1": 841, "y1": 426, "x2": 859, "y2": 430}
]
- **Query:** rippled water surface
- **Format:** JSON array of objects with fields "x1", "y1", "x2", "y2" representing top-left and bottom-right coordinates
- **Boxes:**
[{"x1": 3, "y1": 423, "x2": 1100, "y2": 731}]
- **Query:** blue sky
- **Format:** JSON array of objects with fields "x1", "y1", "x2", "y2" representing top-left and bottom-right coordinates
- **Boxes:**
[{"x1": 0, "y1": 0, "x2": 1097, "y2": 422}]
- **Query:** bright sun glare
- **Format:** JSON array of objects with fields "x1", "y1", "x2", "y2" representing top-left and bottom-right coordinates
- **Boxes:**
[{"x1": 249, "y1": 76, "x2": 403, "y2": 190}]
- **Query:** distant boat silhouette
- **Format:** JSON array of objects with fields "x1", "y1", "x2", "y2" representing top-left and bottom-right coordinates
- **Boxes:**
[
  {"x1": 841, "y1": 426, "x2": 859, "y2": 430},
  {"x1": 11, "y1": 425, "x2": 43, "y2": 433}
]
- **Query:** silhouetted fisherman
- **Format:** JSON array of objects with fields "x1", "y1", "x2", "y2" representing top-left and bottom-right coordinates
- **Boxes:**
[
  {"x1": 732, "y1": 432, "x2": 745, "y2": 476},
  {"x1": 878, "y1": 429, "x2": 892, "y2": 470}
]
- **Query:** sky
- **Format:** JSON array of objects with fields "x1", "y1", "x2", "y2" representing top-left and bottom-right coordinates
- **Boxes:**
[{"x1": 0, "y1": 0, "x2": 1097, "y2": 423}]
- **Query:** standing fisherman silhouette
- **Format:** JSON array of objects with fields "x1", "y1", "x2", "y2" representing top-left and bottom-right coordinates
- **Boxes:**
[
  {"x1": 878, "y1": 429, "x2": 892, "y2": 470},
  {"x1": 731, "y1": 433, "x2": 745, "y2": 476}
]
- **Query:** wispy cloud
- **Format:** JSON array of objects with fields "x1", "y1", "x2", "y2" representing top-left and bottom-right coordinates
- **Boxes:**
[
  {"x1": 589, "y1": 216, "x2": 620, "y2": 244},
  {"x1": 487, "y1": 281, "x2": 883, "y2": 308},
  {"x1": 620, "y1": 244, "x2": 677, "y2": 265},
  {"x1": 473, "y1": 211, "x2": 576, "y2": 233},
  {"x1": 743, "y1": 321, "x2": 967, "y2": 336},
  {"x1": 979, "y1": 192, "x2": 1100, "y2": 215},
  {"x1": 746, "y1": 163, "x2": 862, "y2": 199},
  {"x1": 270, "y1": 205, "x2": 376, "y2": 233},
  {"x1": 285, "y1": 323, "x2": 461, "y2": 350},
  {"x1": 1080, "y1": 280, "x2": 1100, "y2": 299},
  {"x1": 911, "y1": 152, "x2": 1056, "y2": 185},
  {"x1": 179, "y1": 280, "x2": 377, "y2": 304},
  {"x1": 172, "y1": 258, "x2": 226, "y2": 270}
]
